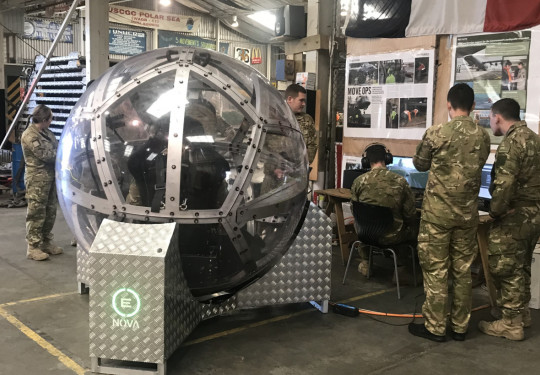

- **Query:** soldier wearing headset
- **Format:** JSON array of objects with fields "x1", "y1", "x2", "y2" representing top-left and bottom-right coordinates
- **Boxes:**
[{"x1": 350, "y1": 143, "x2": 418, "y2": 281}]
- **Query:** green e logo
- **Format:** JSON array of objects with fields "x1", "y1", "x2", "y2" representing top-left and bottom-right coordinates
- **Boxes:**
[{"x1": 112, "y1": 288, "x2": 141, "y2": 318}]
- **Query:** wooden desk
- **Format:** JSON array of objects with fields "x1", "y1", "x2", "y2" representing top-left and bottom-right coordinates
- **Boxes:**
[
  {"x1": 315, "y1": 188, "x2": 497, "y2": 306},
  {"x1": 315, "y1": 188, "x2": 356, "y2": 265},
  {"x1": 477, "y1": 214, "x2": 497, "y2": 306}
]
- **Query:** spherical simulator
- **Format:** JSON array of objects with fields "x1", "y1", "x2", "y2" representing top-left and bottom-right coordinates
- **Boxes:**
[{"x1": 56, "y1": 47, "x2": 309, "y2": 301}]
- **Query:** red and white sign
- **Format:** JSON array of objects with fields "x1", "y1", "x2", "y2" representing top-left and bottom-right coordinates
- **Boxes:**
[
  {"x1": 109, "y1": 5, "x2": 200, "y2": 33},
  {"x1": 251, "y1": 47, "x2": 262, "y2": 64}
]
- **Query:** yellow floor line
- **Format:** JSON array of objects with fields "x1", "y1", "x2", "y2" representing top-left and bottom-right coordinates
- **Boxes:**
[
  {"x1": 337, "y1": 288, "x2": 394, "y2": 304},
  {"x1": 0, "y1": 306, "x2": 86, "y2": 375},
  {"x1": 0, "y1": 288, "x2": 394, "y2": 369},
  {"x1": 183, "y1": 288, "x2": 393, "y2": 347},
  {"x1": 0, "y1": 291, "x2": 79, "y2": 308}
]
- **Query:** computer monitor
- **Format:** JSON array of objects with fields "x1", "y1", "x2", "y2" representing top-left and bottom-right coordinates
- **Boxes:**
[
  {"x1": 479, "y1": 163, "x2": 493, "y2": 200},
  {"x1": 388, "y1": 156, "x2": 429, "y2": 190},
  {"x1": 342, "y1": 168, "x2": 369, "y2": 189}
]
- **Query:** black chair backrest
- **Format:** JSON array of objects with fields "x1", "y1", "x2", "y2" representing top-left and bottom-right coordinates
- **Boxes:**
[{"x1": 351, "y1": 200, "x2": 394, "y2": 247}]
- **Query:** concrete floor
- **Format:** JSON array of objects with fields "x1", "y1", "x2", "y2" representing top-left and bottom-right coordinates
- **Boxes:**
[{"x1": 1, "y1": 195, "x2": 540, "y2": 375}]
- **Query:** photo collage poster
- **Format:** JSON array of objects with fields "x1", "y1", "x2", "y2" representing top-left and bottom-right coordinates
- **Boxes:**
[
  {"x1": 344, "y1": 49, "x2": 435, "y2": 140},
  {"x1": 451, "y1": 30, "x2": 540, "y2": 143}
]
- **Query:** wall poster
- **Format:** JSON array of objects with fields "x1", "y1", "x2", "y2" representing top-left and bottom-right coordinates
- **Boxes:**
[
  {"x1": 158, "y1": 30, "x2": 230, "y2": 55},
  {"x1": 344, "y1": 49, "x2": 435, "y2": 140},
  {"x1": 109, "y1": 29, "x2": 146, "y2": 56},
  {"x1": 451, "y1": 30, "x2": 540, "y2": 143},
  {"x1": 23, "y1": 18, "x2": 73, "y2": 43},
  {"x1": 234, "y1": 47, "x2": 251, "y2": 65},
  {"x1": 109, "y1": 5, "x2": 200, "y2": 33}
]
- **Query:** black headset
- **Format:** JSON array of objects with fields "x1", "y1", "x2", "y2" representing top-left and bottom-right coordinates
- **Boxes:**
[{"x1": 360, "y1": 142, "x2": 393, "y2": 169}]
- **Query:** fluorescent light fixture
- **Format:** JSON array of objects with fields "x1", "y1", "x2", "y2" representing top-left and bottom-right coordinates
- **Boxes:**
[
  {"x1": 159, "y1": 0, "x2": 172, "y2": 6},
  {"x1": 247, "y1": 11, "x2": 275, "y2": 30},
  {"x1": 231, "y1": 15, "x2": 239, "y2": 27},
  {"x1": 186, "y1": 135, "x2": 215, "y2": 143}
]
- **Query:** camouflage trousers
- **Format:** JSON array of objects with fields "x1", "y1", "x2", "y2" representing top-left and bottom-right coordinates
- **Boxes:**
[
  {"x1": 488, "y1": 207, "x2": 540, "y2": 319},
  {"x1": 25, "y1": 178, "x2": 57, "y2": 247},
  {"x1": 417, "y1": 220, "x2": 478, "y2": 335}
]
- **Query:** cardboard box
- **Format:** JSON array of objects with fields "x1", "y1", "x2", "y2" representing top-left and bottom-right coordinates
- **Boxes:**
[{"x1": 530, "y1": 244, "x2": 540, "y2": 309}]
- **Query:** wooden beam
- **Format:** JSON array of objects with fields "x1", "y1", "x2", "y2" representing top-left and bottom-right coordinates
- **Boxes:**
[{"x1": 284, "y1": 34, "x2": 329, "y2": 55}]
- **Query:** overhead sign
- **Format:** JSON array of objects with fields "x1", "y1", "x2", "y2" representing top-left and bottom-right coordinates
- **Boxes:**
[
  {"x1": 109, "y1": 28, "x2": 146, "y2": 56},
  {"x1": 23, "y1": 18, "x2": 73, "y2": 43},
  {"x1": 109, "y1": 5, "x2": 200, "y2": 32},
  {"x1": 235, "y1": 47, "x2": 251, "y2": 65},
  {"x1": 251, "y1": 47, "x2": 262, "y2": 64},
  {"x1": 158, "y1": 30, "x2": 229, "y2": 55}
]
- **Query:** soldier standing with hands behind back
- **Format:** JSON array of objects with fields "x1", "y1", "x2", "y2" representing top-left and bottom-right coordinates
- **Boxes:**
[
  {"x1": 478, "y1": 98, "x2": 540, "y2": 341},
  {"x1": 21, "y1": 104, "x2": 63, "y2": 261},
  {"x1": 409, "y1": 83, "x2": 490, "y2": 342}
]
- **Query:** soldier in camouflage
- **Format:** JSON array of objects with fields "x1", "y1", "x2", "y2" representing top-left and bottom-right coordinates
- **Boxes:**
[
  {"x1": 408, "y1": 83, "x2": 491, "y2": 342},
  {"x1": 478, "y1": 98, "x2": 540, "y2": 341},
  {"x1": 259, "y1": 84, "x2": 317, "y2": 195},
  {"x1": 21, "y1": 104, "x2": 63, "y2": 261},
  {"x1": 350, "y1": 143, "x2": 418, "y2": 277},
  {"x1": 285, "y1": 84, "x2": 318, "y2": 164}
]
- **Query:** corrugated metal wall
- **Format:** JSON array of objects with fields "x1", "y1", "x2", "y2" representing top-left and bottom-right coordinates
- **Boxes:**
[
  {"x1": 9, "y1": 4, "x2": 274, "y2": 77},
  {"x1": 109, "y1": 3, "x2": 270, "y2": 76},
  {"x1": 2, "y1": 9, "x2": 24, "y2": 35},
  {"x1": 16, "y1": 17, "x2": 83, "y2": 64}
]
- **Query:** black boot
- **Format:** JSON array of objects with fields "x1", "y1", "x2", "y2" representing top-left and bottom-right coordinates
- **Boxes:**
[{"x1": 408, "y1": 323, "x2": 446, "y2": 342}]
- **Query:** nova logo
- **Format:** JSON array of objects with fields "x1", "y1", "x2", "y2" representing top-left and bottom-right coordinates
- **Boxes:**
[
  {"x1": 111, "y1": 288, "x2": 141, "y2": 330},
  {"x1": 112, "y1": 318, "x2": 140, "y2": 329}
]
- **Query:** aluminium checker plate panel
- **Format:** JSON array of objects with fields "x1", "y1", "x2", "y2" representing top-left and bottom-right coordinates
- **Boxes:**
[
  {"x1": 85, "y1": 203, "x2": 331, "y2": 373},
  {"x1": 88, "y1": 220, "x2": 201, "y2": 369}
]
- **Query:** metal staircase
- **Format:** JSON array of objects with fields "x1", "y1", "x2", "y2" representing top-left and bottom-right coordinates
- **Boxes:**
[{"x1": 23, "y1": 52, "x2": 87, "y2": 139}]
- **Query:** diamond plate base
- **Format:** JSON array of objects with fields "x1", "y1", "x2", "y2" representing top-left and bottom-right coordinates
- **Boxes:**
[
  {"x1": 88, "y1": 220, "x2": 201, "y2": 373},
  {"x1": 86, "y1": 203, "x2": 331, "y2": 374}
]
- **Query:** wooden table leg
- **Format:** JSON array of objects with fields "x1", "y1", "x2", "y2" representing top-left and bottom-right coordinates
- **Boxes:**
[{"x1": 477, "y1": 222, "x2": 497, "y2": 306}]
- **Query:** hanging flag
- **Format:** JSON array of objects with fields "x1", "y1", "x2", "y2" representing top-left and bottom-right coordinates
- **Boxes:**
[
  {"x1": 484, "y1": 0, "x2": 540, "y2": 32},
  {"x1": 406, "y1": 0, "x2": 486, "y2": 37},
  {"x1": 405, "y1": 0, "x2": 540, "y2": 37},
  {"x1": 345, "y1": 0, "x2": 540, "y2": 39}
]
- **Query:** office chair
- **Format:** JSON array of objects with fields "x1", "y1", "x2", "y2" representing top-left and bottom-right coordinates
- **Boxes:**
[{"x1": 342, "y1": 200, "x2": 417, "y2": 299}]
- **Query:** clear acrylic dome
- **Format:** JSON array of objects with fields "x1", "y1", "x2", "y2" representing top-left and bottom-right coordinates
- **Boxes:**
[{"x1": 56, "y1": 47, "x2": 309, "y2": 301}]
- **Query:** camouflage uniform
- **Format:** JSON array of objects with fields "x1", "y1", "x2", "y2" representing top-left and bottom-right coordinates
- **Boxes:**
[
  {"x1": 350, "y1": 166, "x2": 418, "y2": 246},
  {"x1": 21, "y1": 123, "x2": 59, "y2": 248},
  {"x1": 296, "y1": 113, "x2": 318, "y2": 164},
  {"x1": 260, "y1": 122, "x2": 306, "y2": 195},
  {"x1": 487, "y1": 121, "x2": 540, "y2": 319},
  {"x1": 414, "y1": 115, "x2": 490, "y2": 335}
]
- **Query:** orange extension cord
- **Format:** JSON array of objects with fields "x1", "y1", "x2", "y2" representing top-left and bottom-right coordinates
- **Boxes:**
[{"x1": 330, "y1": 301, "x2": 490, "y2": 318}]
